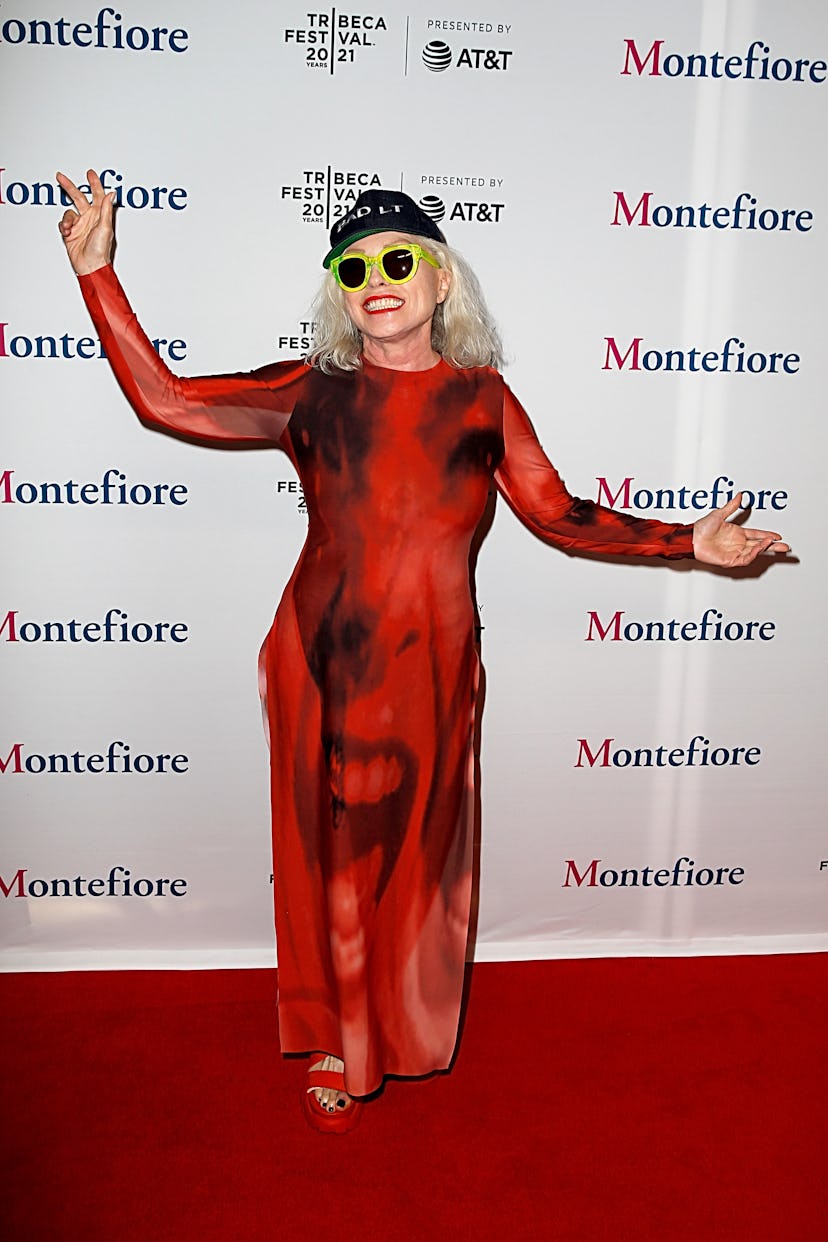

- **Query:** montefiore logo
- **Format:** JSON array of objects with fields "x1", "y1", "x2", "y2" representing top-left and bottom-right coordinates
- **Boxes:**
[
  {"x1": 0, "y1": 7, "x2": 189, "y2": 52},
  {"x1": 620, "y1": 37, "x2": 826, "y2": 84},
  {"x1": 283, "y1": 11, "x2": 387, "y2": 72},
  {"x1": 585, "y1": 608, "x2": 776, "y2": 644},
  {"x1": 416, "y1": 175, "x2": 506, "y2": 224},
  {"x1": 0, "y1": 167, "x2": 187, "y2": 211},
  {"x1": 1, "y1": 609, "x2": 188, "y2": 644},
  {"x1": 421, "y1": 21, "x2": 513, "y2": 72},
  {"x1": 601, "y1": 335, "x2": 799, "y2": 375},
  {"x1": 593, "y1": 475, "x2": 788, "y2": 514},
  {"x1": 1, "y1": 866, "x2": 187, "y2": 898},
  {"x1": 1, "y1": 741, "x2": 188, "y2": 775},
  {"x1": 1, "y1": 468, "x2": 188, "y2": 506},
  {"x1": 574, "y1": 736, "x2": 761, "y2": 769},
  {"x1": 610, "y1": 190, "x2": 813, "y2": 234},
  {"x1": 0, "y1": 321, "x2": 186, "y2": 363},
  {"x1": 280, "y1": 167, "x2": 383, "y2": 229},
  {"x1": 562, "y1": 857, "x2": 745, "y2": 888}
]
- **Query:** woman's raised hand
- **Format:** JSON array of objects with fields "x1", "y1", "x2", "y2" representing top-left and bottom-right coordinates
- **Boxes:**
[
  {"x1": 692, "y1": 493, "x2": 790, "y2": 567},
  {"x1": 56, "y1": 169, "x2": 115, "y2": 276}
]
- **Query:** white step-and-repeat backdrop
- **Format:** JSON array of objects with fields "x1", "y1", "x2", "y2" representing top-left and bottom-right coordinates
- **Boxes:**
[{"x1": 3, "y1": 0, "x2": 826, "y2": 969}]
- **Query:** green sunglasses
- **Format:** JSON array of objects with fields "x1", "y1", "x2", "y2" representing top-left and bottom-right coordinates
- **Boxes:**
[{"x1": 330, "y1": 243, "x2": 440, "y2": 292}]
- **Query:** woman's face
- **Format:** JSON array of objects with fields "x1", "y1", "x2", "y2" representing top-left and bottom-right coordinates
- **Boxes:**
[{"x1": 339, "y1": 232, "x2": 451, "y2": 352}]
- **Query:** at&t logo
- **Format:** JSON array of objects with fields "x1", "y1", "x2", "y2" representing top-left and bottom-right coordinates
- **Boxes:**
[
  {"x1": 419, "y1": 194, "x2": 504, "y2": 224},
  {"x1": 422, "y1": 40, "x2": 451, "y2": 71},
  {"x1": 421, "y1": 39, "x2": 513, "y2": 71},
  {"x1": 417, "y1": 175, "x2": 506, "y2": 225}
]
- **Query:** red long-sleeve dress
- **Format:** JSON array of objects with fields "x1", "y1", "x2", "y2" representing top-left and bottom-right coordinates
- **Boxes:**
[{"x1": 79, "y1": 265, "x2": 694, "y2": 1096}]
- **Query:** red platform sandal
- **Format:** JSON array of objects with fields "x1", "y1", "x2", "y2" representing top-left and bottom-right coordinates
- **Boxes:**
[{"x1": 302, "y1": 1057, "x2": 363, "y2": 1134}]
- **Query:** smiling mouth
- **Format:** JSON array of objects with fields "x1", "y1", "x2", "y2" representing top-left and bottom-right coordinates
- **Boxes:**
[
  {"x1": 363, "y1": 296, "x2": 405, "y2": 313},
  {"x1": 343, "y1": 753, "x2": 403, "y2": 804},
  {"x1": 326, "y1": 736, "x2": 418, "y2": 900}
]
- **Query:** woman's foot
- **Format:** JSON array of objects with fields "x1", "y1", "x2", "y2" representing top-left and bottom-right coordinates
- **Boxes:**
[
  {"x1": 308, "y1": 1054, "x2": 351, "y2": 1113},
  {"x1": 302, "y1": 1053, "x2": 363, "y2": 1133}
]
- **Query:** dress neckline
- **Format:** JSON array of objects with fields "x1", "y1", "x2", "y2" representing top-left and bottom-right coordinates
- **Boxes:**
[{"x1": 360, "y1": 354, "x2": 449, "y2": 379}]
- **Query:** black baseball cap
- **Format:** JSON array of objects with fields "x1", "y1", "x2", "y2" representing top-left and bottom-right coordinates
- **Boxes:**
[{"x1": 323, "y1": 189, "x2": 447, "y2": 268}]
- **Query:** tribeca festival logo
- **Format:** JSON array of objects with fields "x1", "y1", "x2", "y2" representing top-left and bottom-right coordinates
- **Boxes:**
[
  {"x1": 610, "y1": 190, "x2": 813, "y2": 235},
  {"x1": 420, "y1": 20, "x2": 513, "y2": 73},
  {"x1": 276, "y1": 319, "x2": 316, "y2": 353},
  {"x1": 283, "y1": 11, "x2": 388, "y2": 71},
  {"x1": 0, "y1": 319, "x2": 186, "y2": 363},
  {"x1": 620, "y1": 37, "x2": 826, "y2": 84},
  {"x1": 601, "y1": 335, "x2": 800, "y2": 375},
  {"x1": 416, "y1": 174, "x2": 506, "y2": 225},
  {"x1": 574, "y1": 735, "x2": 761, "y2": 770},
  {"x1": 562, "y1": 857, "x2": 745, "y2": 889},
  {"x1": 0, "y1": 166, "x2": 188, "y2": 212},
  {"x1": 1, "y1": 866, "x2": 188, "y2": 899},
  {"x1": 276, "y1": 477, "x2": 307, "y2": 515},
  {"x1": 0, "y1": 7, "x2": 189, "y2": 52},
  {"x1": 593, "y1": 474, "x2": 788, "y2": 515},
  {"x1": 268, "y1": 301, "x2": 313, "y2": 516},
  {"x1": 1, "y1": 467, "x2": 189, "y2": 507},
  {"x1": 0, "y1": 740, "x2": 189, "y2": 775},
  {"x1": 280, "y1": 167, "x2": 386, "y2": 229},
  {"x1": 1, "y1": 608, "x2": 189, "y2": 645}
]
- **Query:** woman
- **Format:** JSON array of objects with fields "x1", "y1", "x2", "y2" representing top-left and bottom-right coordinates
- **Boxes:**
[{"x1": 57, "y1": 171, "x2": 788, "y2": 1132}]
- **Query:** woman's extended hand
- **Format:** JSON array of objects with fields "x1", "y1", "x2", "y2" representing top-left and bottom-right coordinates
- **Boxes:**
[
  {"x1": 56, "y1": 169, "x2": 115, "y2": 276},
  {"x1": 693, "y1": 493, "x2": 790, "y2": 566}
]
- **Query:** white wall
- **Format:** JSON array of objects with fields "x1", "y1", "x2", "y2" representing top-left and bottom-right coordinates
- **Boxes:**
[{"x1": 2, "y1": 0, "x2": 826, "y2": 968}]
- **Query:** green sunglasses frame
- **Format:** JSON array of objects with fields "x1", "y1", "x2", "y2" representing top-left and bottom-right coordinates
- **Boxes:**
[{"x1": 330, "y1": 243, "x2": 440, "y2": 292}]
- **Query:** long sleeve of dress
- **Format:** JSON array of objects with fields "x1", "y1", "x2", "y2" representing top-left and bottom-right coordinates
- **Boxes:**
[
  {"x1": 78, "y1": 264, "x2": 305, "y2": 447},
  {"x1": 494, "y1": 382, "x2": 694, "y2": 559}
]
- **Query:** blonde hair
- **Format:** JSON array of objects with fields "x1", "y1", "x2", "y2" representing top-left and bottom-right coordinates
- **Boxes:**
[{"x1": 306, "y1": 236, "x2": 503, "y2": 373}]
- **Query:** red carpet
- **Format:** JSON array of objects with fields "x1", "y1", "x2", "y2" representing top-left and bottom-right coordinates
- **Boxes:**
[{"x1": 2, "y1": 955, "x2": 825, "y2": 1241}]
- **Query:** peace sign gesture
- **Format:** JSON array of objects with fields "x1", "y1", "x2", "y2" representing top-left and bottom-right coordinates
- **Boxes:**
[{"x1": 56, "y1": 169, "x2": 115, "y2": 276}]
